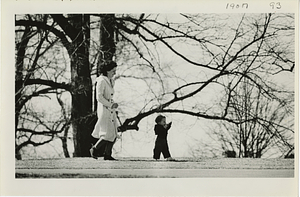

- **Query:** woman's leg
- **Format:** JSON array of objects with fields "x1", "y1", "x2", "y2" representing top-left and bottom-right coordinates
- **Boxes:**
[
  {"x1": 104, "y1": 139, "x2": 116, "y2": 160},
  {"x1": 90, "y1": 139, "x2": 107, "y2": 159}
]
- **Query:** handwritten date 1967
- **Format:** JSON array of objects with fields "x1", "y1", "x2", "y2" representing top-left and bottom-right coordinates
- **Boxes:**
[{"x1": 226, "y1": 3, "x2": 248, "y2": 9}]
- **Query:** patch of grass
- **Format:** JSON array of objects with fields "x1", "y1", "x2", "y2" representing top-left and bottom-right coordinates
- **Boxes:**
[{"x1": 15, "y1": 173, "x2": 159, "y2": 178}]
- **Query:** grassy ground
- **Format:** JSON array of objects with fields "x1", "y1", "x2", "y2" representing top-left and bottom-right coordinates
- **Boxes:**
[
  {"x1": 15, "y1": 157, "x2": 294, "y2": 178},
  {"x1": 16, "y1": 157, "x2": 294, "y2": 169},
  {"x1": 16, "y1": 173, "x2": 157, "y2": 178}
]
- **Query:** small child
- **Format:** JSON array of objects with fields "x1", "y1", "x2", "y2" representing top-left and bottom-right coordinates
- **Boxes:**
[{"x1": 153, "y1": 115, "x2": 175, "y2": 161}]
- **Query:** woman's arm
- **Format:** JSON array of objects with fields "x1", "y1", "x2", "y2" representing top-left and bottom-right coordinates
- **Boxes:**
[{"x1": 96, "y1": 79, "x2": 113, "y2": 108}]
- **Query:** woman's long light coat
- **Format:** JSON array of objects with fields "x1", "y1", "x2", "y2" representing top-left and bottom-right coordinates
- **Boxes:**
[{"x1": 91, "y1": 75, "x2": 119, "y2": 142}]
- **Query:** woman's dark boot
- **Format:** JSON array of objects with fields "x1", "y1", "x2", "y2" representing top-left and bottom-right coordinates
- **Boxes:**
[
  {"x1": 104, "y1": 141, "x2": 116, "y2": 160},
  {"x1": 90, "y1": 147, "x2": 98, "y2": 159},
  {"x1": 104, "y1": 156, "x2": 116, "y2": 160}
]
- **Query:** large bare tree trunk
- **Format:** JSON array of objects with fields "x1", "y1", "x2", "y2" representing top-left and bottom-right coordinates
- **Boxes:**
[
  {"x1": 98, "y1": 14, "x2": 116, "y2": 73},
  {"x1": 68, "y1": 15, "x2": 93, "y2": 157}
]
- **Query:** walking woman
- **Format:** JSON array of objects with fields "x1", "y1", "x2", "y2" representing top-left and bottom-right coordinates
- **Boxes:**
[{"x1": 90, "y1": 61, "x2": 120, "y2": 160}]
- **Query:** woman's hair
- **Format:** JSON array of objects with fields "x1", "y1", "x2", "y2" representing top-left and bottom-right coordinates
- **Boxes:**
[
  {"x1": 99, "y1": 61, "x2": 117, "y2": 76},
  {"x1": 155, "y1": 115, "x2": 165, "y2": 124}
]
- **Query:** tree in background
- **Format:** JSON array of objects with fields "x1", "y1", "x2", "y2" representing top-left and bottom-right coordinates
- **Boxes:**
[
  {"x1": 197, "y1": 77, "x2": 294, "y2": 158},
  {"x1": 15, "y1": 15, "x2": 72, "y2": 159},
  {"x1": 114, "y1": 13, "x2": 294, "y2": 129},
  {"x1": 15, "y1": 14, "x2": 93, "y2": 158},
  {"x1": 114, "y1": 13, "x2": 294, "y2": 158},
  {"x1": 15, "y1": 14, "x2": 119, "y2": 159}
]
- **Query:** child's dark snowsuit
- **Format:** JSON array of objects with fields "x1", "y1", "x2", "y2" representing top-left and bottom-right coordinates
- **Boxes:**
[{"x1": 153, "y1": 124, "x2": 171, "y2": 159}]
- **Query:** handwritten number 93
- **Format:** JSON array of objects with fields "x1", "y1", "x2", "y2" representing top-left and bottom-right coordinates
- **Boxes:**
[{"x1": 270, "y1": 2, "x2": 281, "y2": 9}]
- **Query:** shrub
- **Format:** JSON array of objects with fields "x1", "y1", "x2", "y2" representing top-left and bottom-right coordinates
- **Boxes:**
[{"x1": 223, "y1": 150, "x2": 236, "y2": 158}]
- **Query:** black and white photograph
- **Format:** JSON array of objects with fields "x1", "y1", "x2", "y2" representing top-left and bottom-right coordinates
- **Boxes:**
[{"x1": 1, "y1": 0, "x2": 298, "y2": 196}]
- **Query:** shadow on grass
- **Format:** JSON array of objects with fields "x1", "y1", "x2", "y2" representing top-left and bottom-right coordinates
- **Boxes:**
[{"x1": 127, "y1": 159, "x2": 189, "y2": 162}]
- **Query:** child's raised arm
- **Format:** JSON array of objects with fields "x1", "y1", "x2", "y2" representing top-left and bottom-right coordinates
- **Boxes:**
[{"x1": 166, "y1": 122, "x2": 172, "y2": 130}]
